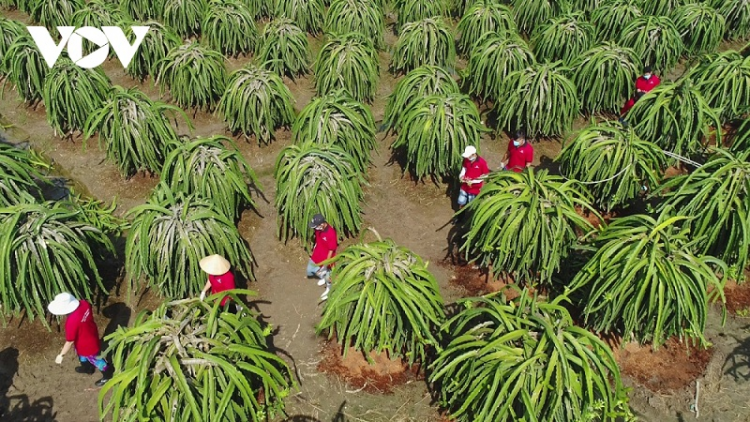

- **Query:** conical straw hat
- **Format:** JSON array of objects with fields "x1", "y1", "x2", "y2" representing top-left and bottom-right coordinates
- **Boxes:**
[{"x1": 199, "y1": 255, "x2": 231, "y2": 275}]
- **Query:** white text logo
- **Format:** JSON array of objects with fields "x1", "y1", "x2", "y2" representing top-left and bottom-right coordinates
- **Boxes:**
[{"x1": 26, "y1": 26, "x2": 150, "y2": 69}]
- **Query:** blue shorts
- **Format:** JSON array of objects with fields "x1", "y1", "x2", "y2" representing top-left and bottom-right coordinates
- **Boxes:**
[
  {"x1": 79, "y1": 355, "x2": 108, "y2": 371},
  {"x1": 458, "y1": 189, "x2": 476, "y2": 206}
]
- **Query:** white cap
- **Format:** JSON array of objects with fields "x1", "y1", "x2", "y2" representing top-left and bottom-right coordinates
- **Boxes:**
[
  {"x1": 48, "y1": 292, "x2": 80, "y2": 316},
  {"x1": 461, "y1": 145, "x2": 477, "y2": 158}
]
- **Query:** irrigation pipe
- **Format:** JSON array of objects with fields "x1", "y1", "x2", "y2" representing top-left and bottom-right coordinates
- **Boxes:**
[
  {"x1": 555, "y1": 148, "x2": 704, "y2": 186},
  {"x1": 477, "y1": 163, "x2": 635, "y2": 186},
  {"x1": 560, "y1": 163, "x2": 633, "y2": 185},
  {"x1": 661, "y1": 150, "x2": 704, "y2": 168},
  {"x1": 696, "y1": 381, "x2": 701, "y2": 419}
]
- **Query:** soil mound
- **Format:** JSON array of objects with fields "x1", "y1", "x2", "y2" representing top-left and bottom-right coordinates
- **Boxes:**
[
  {"x1": 317, "y1": 342, "x2": 420, "y2": 394},
  {"x1": 723, "y1": 280, "x2": 750, "y2": 315},
  {"x1": 447, "y1": 264, "x2": 519, "y2": 298},
  {"x1": 614, "y1": 337, "x2": 713, "y2": 393}
]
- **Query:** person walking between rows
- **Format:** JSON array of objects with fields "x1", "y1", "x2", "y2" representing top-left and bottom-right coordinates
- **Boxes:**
[
  {"x1": 198, "y1": 254, "x2": 236, "y2": 310},
  {"x1": 500, "y1": 130, "x2": 534, "y2": 172},
  {"x1": 635, "y1": 65, "x2": 660, "y2": 94},
  {"x1": 458, "y1": 145, "x2": 490, "y2": 209},
  {"x1": 307, "y1": 213, "x2": 338, "y2": 301},
  {"x1": 48, "y1": 292, "x2": 114, "y2": 387}
]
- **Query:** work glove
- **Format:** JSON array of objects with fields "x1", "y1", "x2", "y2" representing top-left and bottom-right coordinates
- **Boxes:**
[
  {"x1": 199, "y1": 291, "x2": 206, "y2": 301},
  {"x1": 55, "y1": 354, "x2": 63, "y2": 364}
]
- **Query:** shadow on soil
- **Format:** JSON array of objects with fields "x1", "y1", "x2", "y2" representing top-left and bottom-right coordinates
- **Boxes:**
[
  {"x1": 724, "y1": 324, "x2": 750, "y2": 381},
  {"x1": 100, "y1": 302, "x2": 132, "y2": 351},
  {"x1": 0, "y1": 347, "x2": 56, "y2": 421},
  {"x1": 94, "y1": 235, "x2": 127, "y2": 304},
  {"x1": 251, "y1": 299, "x2": 304, "y2": 386},
  {"x1": 386, "y1": 145, "x2": 457, "y2": 193},
  {"x1": 285, "y1": 401, "x2": 349, "y2": 421}
]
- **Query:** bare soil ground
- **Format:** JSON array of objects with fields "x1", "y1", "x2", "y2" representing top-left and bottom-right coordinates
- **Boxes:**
[{"x1": 2, "y1": 9, "x2": 750, "y2": 422}]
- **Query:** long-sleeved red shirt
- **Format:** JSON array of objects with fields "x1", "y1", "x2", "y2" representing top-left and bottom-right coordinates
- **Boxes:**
[{"x1": 635, "y1": 75, "x2": 661, "y2": 93}]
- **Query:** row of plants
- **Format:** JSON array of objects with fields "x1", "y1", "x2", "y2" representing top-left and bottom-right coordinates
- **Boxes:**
[
  {"x1": 521, "y1": 3, "x2": 727, "y2": 64},
  {"x1": 4, "y1": 0, "x2": 741, "y2": 107},
  {"x1": 457, "y1": 114, "x2": 750, "y2": 346},
  {"x1": 0, "y1": 134, "x2": 263, "y2": 313},
  {"x1": 315, "y1": 230, "x2": 637, "y2": 421},
  {"x1": 0, "y1": 110, "x2": 291, "y2": 421},
  {"x1": 511, "y1": 0, "x2": 749, "y2": 40},
  {"x1": 99, "y1": 228, "x2": 636, "y2": 421},
  {"x1": 4, "y1": 22, "x2": 738, "y2": 208},
  {"x1": 458, "y1": 1, "x2": 729, "y2": 63},
  {"x1": 1, "y1": 14, "x2": 374, "y2": 251},
  {"x1": 388, "y1": 42, "x2": 749, "y2": 170},
  {"x1": 0, "y1": 12, "x2": 367, "y2": 134},
  {"x1": 0, "y1": 119, "x2": 295, "y2": 422},
  {"x1": 0, "y1": 142, "x2": 127, "y2": 326},
  {"x1": 314, "y1": 231, "x2": 634, "y2": 421},
  {"x1": 5, "y1": 125, "x2": 739, "y2": 421},
  {"x1": 100, "y1": 292, "x2": 294, "y2": 421},
  {"x1": 275, "y1": 88, "x2": 376, "y2": 245},
  {"x1": 125, "y1": 134, "x2": 260, "y2": 298},
  {"x1": 3, "y1": 4, "x2": 746, "y2": 148},
  {"x1": 379, "y1": 57, "x2": 601, "y2": 179},
  {"x1": 1, "y1": 0, "x2": 747, "y2": 72},
  {"x1": 9, "y1": 0, "x2": 747, "y2": 40}
]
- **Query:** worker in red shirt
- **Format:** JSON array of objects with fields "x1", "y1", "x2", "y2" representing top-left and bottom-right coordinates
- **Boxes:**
[
  {"x1": 457, "y1": 145, "x2": 490, "y2": 209},
  {"x1": 635, "y1": 66, "x2": 660, "y2": 93},
  {"x1": 199, "y1": 254, "x2": 236, "y2": 309},
  {"x1": 307, "y1": 213, "x2": 338, "y2": 300},
  {"x1": 48, "y1": 292, "x2": 114, "y2": 387},
  {"x1": 619, "y1": 91, "x2": 645, "y2": 125},
  {"x1": 500, "y1": 130, "x2": 534, "y2": 172}
]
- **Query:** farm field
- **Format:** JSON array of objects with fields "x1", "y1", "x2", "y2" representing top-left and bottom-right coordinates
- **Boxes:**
[{"x1": 2, "y1": 0, "x2": 750, "y2": 421}]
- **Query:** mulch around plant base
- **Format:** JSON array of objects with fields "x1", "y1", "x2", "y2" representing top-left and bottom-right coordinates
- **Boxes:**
[
  {"x1": 317, "y1": 341, "x2": 421, "y2": 394},
  {"x1": 444, "y1": 263, "x2": 523, "y2": 299},
  {"x1": 722, "y1": 279, "x2": 750, "y2": 315},
  {"x1": 574, "y1": 206, "x2": 613, "y2": 230},
  {"x1": 664, "y1": 165, "x2": 688, "y2": 179},
  {"x1": 607, "y1": 336, "x2": 713, "y2": 394}
]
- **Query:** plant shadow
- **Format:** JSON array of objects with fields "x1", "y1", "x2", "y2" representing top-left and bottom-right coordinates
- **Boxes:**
[
  {"x1": 0, "y1": 347, "x2": 56, "y2": 421},
  {"x1": 0, "y1": 396, "x2": 56, "y2": 422},
  {"x1": 386, "y1": 145, "x2": 453, "y2": 187},
  {"x1": 244, "y1": 299, "x2": 305, "y2": 386},
  {"x1": 283, "y1": 401, "x2": 349, "y2": 422},
  {"x1": 100, "y1": 302, "x2": 131, "y2": 351},
  {"x1": 724, "y1": 325, "x2": 750, "y2": 381}
]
